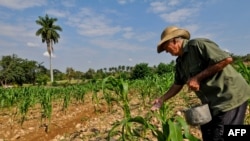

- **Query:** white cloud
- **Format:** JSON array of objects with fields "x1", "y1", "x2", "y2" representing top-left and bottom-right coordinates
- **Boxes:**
[
  {"x1": 117, "y1": 0, "x2": 126, "y2": 5},
  {"x1": 89, "y1": 39, "x2": 144, "y2": 51},
  {"x1": 0, "y1": 22, "x2": 42, "y2": 48},
  {"x1": 149, "y1": 1, "x2": 168, "y2": 13},
  {"x1": 46, "y1": 9, "x2": 69, "y2": 18},
  {"x1": 135, "y1": 32, "x2": 155, "y2": 42},
  {"x1": 65, "y1": 7, "x2": 155, "y2": 43},
  {"x1": 117, "y1": 0, "x2": 134, "y2": 5},
  {"x1": 149, "y1": 0, "x2": 202, "y2": 24},
  {"x1": 123, "y1": 32, "x2": 134, "y2": 39},
  {"x1": 0, "y1": 23, "x2": 26, "y2": 37},
  {"x1": 67, "y1": 8, "x2": 122, "y2": 37},
  {"x1": 168, "y1": 0, "x2": 181, "y2": 6},
  {"x1": 27, "y1": 42, "x2": 39, "y2": 47},
  {"x1": 43, "y1": 51, "x2": 56, "y2": 58},
  {"x1": 160, "y1": 8, "x2": 197, "y2": 23},
  {"x1": 0, "y1": 0, "x2": 46, "y2": 10},
  {"x1": 117, "y1": 26, "x2": 155, "y2": 42},
  {"x1": 149, "y1": 0, "x2": 182, "y2": 13},
  {"x1": 184, "y1": 24, "x2": 199, "y2": 34},
  {"x1": 122, "y1": 27, "x2": 134, "y2": 39},
  {"x1": 61, "y1": 0, "x2": 76, "y2": 7}
]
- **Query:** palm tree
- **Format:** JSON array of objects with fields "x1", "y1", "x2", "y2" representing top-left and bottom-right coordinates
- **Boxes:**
[{"x1": 35, "y1": 14, "x2": 62, "y2": 82}]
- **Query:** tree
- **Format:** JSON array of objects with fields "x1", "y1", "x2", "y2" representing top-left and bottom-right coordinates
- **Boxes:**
[
  {"x1": 53, "y1": 69, "x2": 64, "y2": 81},
  {"x1": 84, "y1": 68, "x2": 95, "y2": 79},
  {"x1": 0, "y1": 54, "x2": 38, "y2": 86},
  {"x1": 35, "y1": 14, "x2": 62, "y2": 82},
  {"x1": 66, "y1": 67, "x2": 75, "y2": 83},
  {"x1": 75, "y1": 71, "x2": 84, "y2": 83},
  {"x1": 130, "y1": 63, "x2": 152, "y2": 80},
  {"x1": 0, "y1": 54, "x2": 20, "y2": 86},
  {"x1": 156, "y1": 62, "x2": 174, "y2": 75},
  {"x1": 20, "y1": 59, "x2": 37, "y2": 85}
]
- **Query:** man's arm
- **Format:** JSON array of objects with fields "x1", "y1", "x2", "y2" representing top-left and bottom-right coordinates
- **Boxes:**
[
  {"x1": 187, "y1": 57, "x2": 233, "y2": 91},
  {"x1": 151, "y1": 84, "x2": 183, "y2": 111},
  {"x1": 161, "y1": 84, "x2": 184, "y2": 101}
]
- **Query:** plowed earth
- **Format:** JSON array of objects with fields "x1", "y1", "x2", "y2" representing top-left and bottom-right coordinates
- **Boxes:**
[{"x1": 0, "y1": 92, "x2": 203, "y2": 141}]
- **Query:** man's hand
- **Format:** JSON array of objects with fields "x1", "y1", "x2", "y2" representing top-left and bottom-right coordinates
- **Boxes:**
[
  {"x1": 187, "y1": 77, "x2": 200, "y2": 91},
  {"x1": 186, "y1": 57, "x2": 233, "y2": 91},
  {"x1": 151, "y1": 98, "x2": 164, "y2": 111}
]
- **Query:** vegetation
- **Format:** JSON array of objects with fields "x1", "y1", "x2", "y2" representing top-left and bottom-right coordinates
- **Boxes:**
[
  {"x1": 35, "y1": 14, "x2": 63, "y2": 82},
  {"x1": 1, "y1": 53, "x2": 250, "y2": 140},
  {"x1": 0, "y1": 54, "x2": 37, "y2": 86},
  {"x1": 1, "y1": 53, "x2": 250, "y2": 88}
]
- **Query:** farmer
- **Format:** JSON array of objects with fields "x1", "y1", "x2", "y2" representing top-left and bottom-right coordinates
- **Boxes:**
[{"x1": 151, "y1": 26, "x2": 250, "y2": 141}]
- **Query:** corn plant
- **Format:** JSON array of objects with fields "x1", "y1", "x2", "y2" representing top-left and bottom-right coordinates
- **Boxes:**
[
  {"x1": 0, "y1": 88, "x2": 20, "y2": 129},
  {"x1": 62, "y1": 88, "x2": 71, "y2": 112},
  {"x1": 106, "y1": 71, "x2": 197, "y2": 140},
  {"x1": 154, "y1": 72, "x2": 175, "y2": 97},
  {"x1": 130, "y1": 72, "x2": 174, "y2": 107},
  {"x1": 234, "y1": 61, "x2": 250, "y2": 124},
  {"x1": 72, "y1": 85, "x2": 87, "y2": 104},
  {"x1": 235, "y1": 60, "x2": 250, "y2": 84},
  {"x1": 88, "y1": 79, "x2": 102, "y2": 112},
  {"x1": 102, "y1": 76, "x2": 120, "y2": 112},
  {"x1": 40, "y1": 88, "x2": 52, "y2": 132},
  {"x1": 150, "y1": 103, "x2": 200, "y2": 141},
  {"x1": 0, "y1": 88, "x2": 18, "y2": 108},
  {"x1": 107, "y1": 77, "x2": 142, "y2": 140},
  {"x1": 106, "y1": 75, "x2": 199, "y2": 141},
  {"x1": 19, "y1": 88, "x2": 36, "y2": 126},
  {"x1": 131, "y1": 78, "x2": 152, "y2": 107},
  {"x1": 108, "y1": 102, "x2": 200, "y2": 141},
  {"x1": 108, "y1": 115, "x2": 154, "y2": 141}
]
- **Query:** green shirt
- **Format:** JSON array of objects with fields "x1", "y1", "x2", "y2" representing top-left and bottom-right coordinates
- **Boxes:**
[{"x1": 175, "y1": 38, "x2": 250, "y2": 115}]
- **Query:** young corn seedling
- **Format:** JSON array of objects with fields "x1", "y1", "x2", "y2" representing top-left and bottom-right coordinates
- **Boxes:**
[
  {"x1": 150, "y1": 103, "x2": 200, "y2": 141},
  {"x1": 89, "y1": 79, "x2": 102, "y2": 112},
  {"x1": 40, "y1": 88, "x2": 52, "y2": 132},
  {"x1": 234, "y1": 60, "x2": 250, "y2": 124},
  {"x1": 102, "y1": 76, "x2": 121, "y2": 113},
  {"x1": 19, "y1": 88, "x2": 36, "y2": 126},
  {"x1": 105, "y1": 77, "x2": 144, "y2": 140}
]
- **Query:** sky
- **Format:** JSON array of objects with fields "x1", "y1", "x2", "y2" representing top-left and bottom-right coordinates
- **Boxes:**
[{"x1": 0, "y1": 0, "x2": 250, "y2": 72}]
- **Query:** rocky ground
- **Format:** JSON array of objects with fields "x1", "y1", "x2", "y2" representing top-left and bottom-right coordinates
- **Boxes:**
[{"x1": 0, "y1": 91, "x2": 203, "y2": 141}]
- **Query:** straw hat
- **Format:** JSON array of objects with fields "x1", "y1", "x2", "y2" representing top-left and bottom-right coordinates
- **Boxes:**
[{"x1": 157, "y1": 26, "x2": 190, "y2": 53}]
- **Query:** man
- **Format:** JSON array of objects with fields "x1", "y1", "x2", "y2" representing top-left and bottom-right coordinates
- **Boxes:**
[{"x1": 151, "y1": 26, "x2": 250, "y2": 141}]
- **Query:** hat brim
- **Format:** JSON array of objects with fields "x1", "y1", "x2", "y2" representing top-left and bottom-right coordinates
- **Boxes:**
[{"x1": 157, "y1": 29, "x2": 190, "y2": 53}]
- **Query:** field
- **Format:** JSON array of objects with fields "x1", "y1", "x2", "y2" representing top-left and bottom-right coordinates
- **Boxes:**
[
  {"x1": 0, "y1": 71, "x2": 250, "y2": 141},
  {"x1": 0, "y1": 90, "x2": 204, "y2": 141}
]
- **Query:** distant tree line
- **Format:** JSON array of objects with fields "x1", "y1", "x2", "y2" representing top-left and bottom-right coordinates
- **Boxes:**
[{"x1": 0, "y1": 53, "x2": 249, "y2": 87}]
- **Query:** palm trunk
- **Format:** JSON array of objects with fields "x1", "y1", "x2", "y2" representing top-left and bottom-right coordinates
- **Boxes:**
[
  {"x1": 50, "y1": 53, "x2": 53, "y2": 82},
  {"x1": 49, "y1": 39, "x2": 53, "y2": 82}
]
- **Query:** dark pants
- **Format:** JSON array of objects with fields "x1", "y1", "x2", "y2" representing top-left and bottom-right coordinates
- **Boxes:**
[{"x1": 200, "y1": 101, "x2": 248, "y2": 141}]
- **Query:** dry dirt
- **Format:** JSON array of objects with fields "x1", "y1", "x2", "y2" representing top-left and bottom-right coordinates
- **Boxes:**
[{"x1": 0, "y1": 92, "x2": 202, "y2": 141}]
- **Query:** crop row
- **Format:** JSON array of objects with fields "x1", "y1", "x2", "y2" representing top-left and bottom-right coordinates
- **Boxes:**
[{"x1": 1, "y1": 61, "x2": 250, "y2": 140}]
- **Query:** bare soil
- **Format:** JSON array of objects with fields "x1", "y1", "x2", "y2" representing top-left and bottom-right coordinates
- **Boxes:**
[{"x1": 0, "y1": 92, "x2": 202, "y2": 141}]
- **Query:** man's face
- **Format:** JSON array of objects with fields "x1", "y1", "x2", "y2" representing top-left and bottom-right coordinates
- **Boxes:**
[{"x1": 162, "y1": 39, "x2": 180, "y2": 56}]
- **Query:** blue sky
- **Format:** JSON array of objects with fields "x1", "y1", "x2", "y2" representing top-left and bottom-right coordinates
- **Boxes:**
[{"x1": 0, "y1": 0, "x2": 249, "y2": 72}]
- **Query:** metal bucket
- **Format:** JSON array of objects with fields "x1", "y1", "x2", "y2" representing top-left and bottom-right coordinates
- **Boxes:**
[{"x1": 184, "y1": 104, "x2": 212, "y2": 126}]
